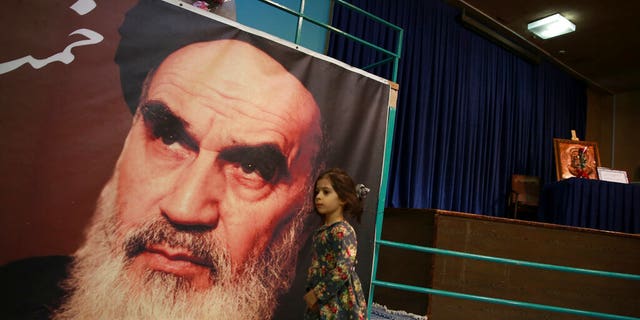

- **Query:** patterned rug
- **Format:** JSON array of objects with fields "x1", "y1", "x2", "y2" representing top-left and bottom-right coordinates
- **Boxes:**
[{"x1": 370, "y1": 303, "x2": 428, "y2": 320}]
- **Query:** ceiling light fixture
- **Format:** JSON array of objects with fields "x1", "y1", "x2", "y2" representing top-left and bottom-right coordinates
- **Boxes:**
[{"x1": 527, "y1": 13, "x2": 575, "y2": 39}]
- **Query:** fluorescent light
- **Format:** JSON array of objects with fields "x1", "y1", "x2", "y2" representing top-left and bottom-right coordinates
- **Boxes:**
[{"x1": 527, "y1": 13, "x2": 576, "y2": 39}]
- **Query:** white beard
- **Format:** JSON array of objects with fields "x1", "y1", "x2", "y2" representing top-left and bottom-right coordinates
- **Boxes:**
[{"x1": 54, "y1": 173, "x2": 309, "y2": 320}]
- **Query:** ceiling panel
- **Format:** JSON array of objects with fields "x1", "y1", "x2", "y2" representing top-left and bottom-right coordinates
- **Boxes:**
[{"x1": 448, "y1": 0, "x2": 640, "y2": 94}]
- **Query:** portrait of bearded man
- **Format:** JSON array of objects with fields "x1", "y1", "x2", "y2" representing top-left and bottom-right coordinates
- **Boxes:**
[
  {"x1": 1, "y1": 1, "x2": 389, "y2": 319},
  {"x1": 53, "y1": 37, "x2": 324, "y2": 319}
]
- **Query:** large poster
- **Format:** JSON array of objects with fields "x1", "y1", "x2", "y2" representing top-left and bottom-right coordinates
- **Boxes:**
[{"x1": 0, "y1": 0, "x2": 390, "y2": 319}]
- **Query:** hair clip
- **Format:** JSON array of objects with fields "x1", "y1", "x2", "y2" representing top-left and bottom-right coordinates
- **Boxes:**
[{"x1": 355, "y1": 184, "x2": 370, "y2": 200}]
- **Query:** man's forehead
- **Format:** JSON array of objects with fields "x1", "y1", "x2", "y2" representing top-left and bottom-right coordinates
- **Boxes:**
[
  {"x1": 148, "y1": 40, "x2": 320, "y2": 129},
  {"x1": 154, "y1": 41, "x2": 313, "y2": 106},
  {"x1": 161, "y1": 40, "x2": 287, "y2": 79}
]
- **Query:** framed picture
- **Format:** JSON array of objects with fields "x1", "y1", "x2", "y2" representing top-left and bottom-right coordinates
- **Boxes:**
[
  {"x1": 553, "y1": 139, "x2": 601, "y2": 181},
  {"x1": 597, "y1": 167, "x2": 629, "y2": 184}
]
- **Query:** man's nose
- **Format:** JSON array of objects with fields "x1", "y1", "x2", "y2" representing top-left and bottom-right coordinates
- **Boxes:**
[{"x1": 159, "y1": 154, "x2": 220, "y2": 228}]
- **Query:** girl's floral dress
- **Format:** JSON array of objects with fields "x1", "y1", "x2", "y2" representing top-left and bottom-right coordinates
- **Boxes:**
[{"x1": 305, "y1": 220, "x2": 366, "y2": 320}]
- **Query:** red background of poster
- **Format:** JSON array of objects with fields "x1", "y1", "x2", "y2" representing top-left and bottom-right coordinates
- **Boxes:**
[
  {"x1": 0, "y1": 1, "x2": 138, "y2": 264},
  {"x1": 2, "y1": 2, "x2": 390, "y2": 318}
]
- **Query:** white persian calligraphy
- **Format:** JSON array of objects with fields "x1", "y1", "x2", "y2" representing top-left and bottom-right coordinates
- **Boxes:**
[
  {"x1": 0, "y1": 0, "x2": 103, "y2": 75},
  {"x1": 71, "y1": 0, "x2": 97, "y2": 15}
]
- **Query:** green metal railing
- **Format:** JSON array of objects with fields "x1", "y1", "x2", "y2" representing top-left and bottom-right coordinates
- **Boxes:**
[
  {"x1": 378, "y1": 239, "x2": 640, "y2": 281},
  {"x1": 251, "y1": 3, "x2": 403, "y2": 314},
  {"x1": 374, "y1": 239, "x2": 640, "y2": 319},
  {"x1": 252, "y1": 2, "x2": 404, "y2": 317},
  {"x1": 258, "y1": 0, "x2": 403, "y2": 81},
  {"x1": 254, "y1": 1, "x2": 640, "y2": 320}
]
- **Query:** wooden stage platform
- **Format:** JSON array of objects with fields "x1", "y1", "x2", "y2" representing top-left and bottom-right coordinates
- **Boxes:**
[{"x1": 374, "y1": 208, "x2": 640, "y2": 319}]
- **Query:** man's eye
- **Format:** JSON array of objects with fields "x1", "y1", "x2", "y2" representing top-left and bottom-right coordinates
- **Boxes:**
[
  {"x1": 140, "y1": 102, "x2": 199, "y2": 152},
  {"x1": 157, "y1": 128, "x2": 179, "y2": 146},
  {"x1": 219, "y1": 145, "x2": 289, "y2": 185},
  {"x1": 241, "y1": 163, "x2": 255, "y2": 173},
  {"x1": 239, "y1": 161, "x2": 277, "y2": 182}
]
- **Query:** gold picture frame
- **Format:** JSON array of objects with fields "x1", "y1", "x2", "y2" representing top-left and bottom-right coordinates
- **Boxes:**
[{"x1": 553, "y1": 139, "x2": 601, "y2": 181}]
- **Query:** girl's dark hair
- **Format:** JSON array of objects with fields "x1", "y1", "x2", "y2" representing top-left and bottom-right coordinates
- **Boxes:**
[{"x1": 314, "y1": 168, "x2": 364, "y2": 223}]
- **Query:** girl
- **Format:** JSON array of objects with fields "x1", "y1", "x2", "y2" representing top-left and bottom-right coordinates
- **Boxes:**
[{"x1": 304, "y1": 168, "x2": 368, "y2": 320}]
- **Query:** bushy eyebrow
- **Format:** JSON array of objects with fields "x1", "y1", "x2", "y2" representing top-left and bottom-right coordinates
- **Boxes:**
[
  {"x1": 218, "y1": 144, "x2": 290, "y2": 183},
  {"x1": 139, "y1": 101, "x2": 199, "y2": 151},
  {"x1": 139, "y1": 102, "x2": 290, "y2": 183}
]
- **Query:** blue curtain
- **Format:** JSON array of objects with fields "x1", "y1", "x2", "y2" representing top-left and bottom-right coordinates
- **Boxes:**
[{"x1": 328, "y1": 0, "x2": 587, "y2": 217}]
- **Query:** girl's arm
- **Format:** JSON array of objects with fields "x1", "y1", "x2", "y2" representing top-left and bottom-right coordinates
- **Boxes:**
[{"x1": 312, "y1": 224, "x2": 357, "y2": 301}]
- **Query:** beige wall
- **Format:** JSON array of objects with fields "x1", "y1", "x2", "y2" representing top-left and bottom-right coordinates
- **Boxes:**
[{"x1": 587, "y1": 88, "x2": 640, "y2": 182}]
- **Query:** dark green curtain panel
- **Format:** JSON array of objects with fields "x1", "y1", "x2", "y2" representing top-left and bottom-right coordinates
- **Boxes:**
[{"x1": 328, "y1": 0, "x2": 587, "y2": 217}]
